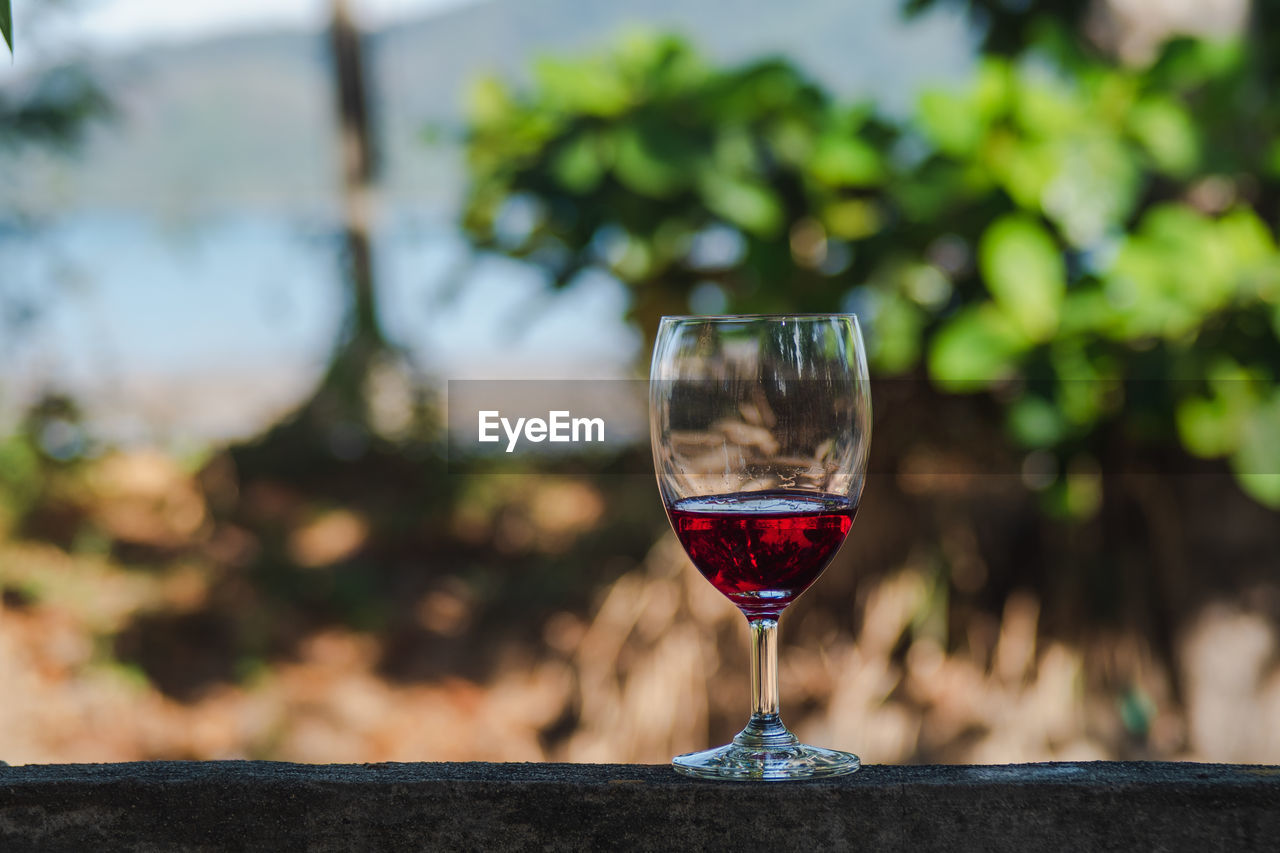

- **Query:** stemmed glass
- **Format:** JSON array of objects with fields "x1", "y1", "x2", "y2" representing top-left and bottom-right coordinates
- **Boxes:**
[{"x1": 650, "y1": 314, "x2": 871, "y2": 780}]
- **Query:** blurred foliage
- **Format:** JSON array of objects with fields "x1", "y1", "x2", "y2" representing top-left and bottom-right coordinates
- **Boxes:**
[
  {"x1": 0, "y1": 395, "x2": 93, "y2": 538},
  {"x1": 1, "y1": 40, "x2": 111, "y2": 342},
  {"x1": 1, "y1": 0, "x2": 10, "y2": 53},
  {"x1": 0, "y1": 66, "x2": 110, "y2": 148},
  {"x1": 459, "y1": 21, "x2": 1280, "y2": 512},
  {"x1": 905, "y1": 0, "x2": 1090, "y2": 56}
]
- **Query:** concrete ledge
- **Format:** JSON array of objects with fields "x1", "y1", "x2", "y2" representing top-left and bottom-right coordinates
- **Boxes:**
[{"x1": 2, "y1": 761, "x2": 1278, "y2": 851}]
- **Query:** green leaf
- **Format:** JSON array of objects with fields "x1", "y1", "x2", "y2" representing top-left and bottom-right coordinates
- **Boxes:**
[
  {"x1": 1232, "y1": 397, "x2": 1280, "y2": 508},
  {"x1": 1218, "y1": 207, "x2": 1276, "y2": 267},
  {"x1": 1105, "y1": 205, "x2": 1241, "y2": 338},
  {"x1": 1009, "y1": 395, "x2": 1067, "y2": 447},
  {"x1": 989, "y1": 135, "x2": 1057, "y2": 211},
  {"x1": 1, "y1": 0, "x2": 11, "y2": 53},
  {"x1": 614, "y1": 124, "x2": 697, "y2": 197},
  {"x1": 1049, "y1": 344, "x2": 1116, "y2": 428},
  {"x1": 1128, "y1": 97, "x2": 1199, "y2": 176},
  {"x1": 552, "y1": 133, "x2": 604, "y2": 193},
  {"x1": 1118, "y1": 686, "x2": 1155, "y2": 736},
  {"x1": 533, "y1": 57, "x2": 631, "y2": 117},
  {"x1": 973, "y1": 59, "x2": 1013, "y2": 119},
  {"x1": 466, "y1": 76, "x2": 512, "y2": 126},
  {"x1": 809, "y1": 134, "x2": 882, "y2": 187},
  {"x1": 869, "y1": 289, "x2": 924, "y2": 374},
  {"x1": 979, "y1": 215, "x2": 1065, "y2": 341},
  {"x1": 1013, "y1": 76, "x2": 1081, "y2": 136},
  {"x1": 1063, "y1": 461, "x2": 1103, "y2": 519},
  {"x1": 765, "y1": 116, "x2": 818, "y2": 166},
  {"x1": 822, "y1": 199, "x2": 881, "y2": 240},
  {"x1": 1058, "y1": 288, "x2": 1115, "y2": 336},
  {"x1": 1176, "y1": 395, "x2": 1237, "y2": 457},
  {"x1": 928, "y1": 303, "x2": 1030, "y2": 392},
  {"x1": 1266, "y1": 139, "x2": 1280, "y2": 179},
  {"x1": 1236, "y1": 473, "x2": 1280, "y2": 508},
  {"x1": 697, "y1": 171, "x2": 783, "y2": 236},
  {"x1": 918, "y1": 89, "x2": 984, "y2": 156},
  {"x1": 712, "y1": 127, "x2": 760, "y2": 174},
  {"x1": 1037, "y1": 132, "x2": 1140, "y2": 246},
  {"x1": 917, "y1": 59, "x2": 1009, "y2": 157}
]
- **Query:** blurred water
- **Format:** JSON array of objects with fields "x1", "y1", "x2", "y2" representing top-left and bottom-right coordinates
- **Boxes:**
[
  {"x1": 0, "y1": 0, "x2": 970, "y2": 445},
  {"x1": 0, "y1": 211, "x2": 641, "y2": 443}
]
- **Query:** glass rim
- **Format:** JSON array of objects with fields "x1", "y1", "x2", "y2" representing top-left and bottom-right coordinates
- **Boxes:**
[{"x1": 658, "y1": 313, "x2": 862, "y2": 323}]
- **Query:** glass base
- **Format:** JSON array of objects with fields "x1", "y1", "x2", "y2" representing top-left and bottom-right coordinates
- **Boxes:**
[{"x1": 672, "y1": 715, "x2": 860, "y2": 781}]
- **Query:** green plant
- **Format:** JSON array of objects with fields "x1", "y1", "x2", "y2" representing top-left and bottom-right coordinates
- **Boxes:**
[{"x1": 460, "y1": 28, "x2": 1280, "y2": 511}]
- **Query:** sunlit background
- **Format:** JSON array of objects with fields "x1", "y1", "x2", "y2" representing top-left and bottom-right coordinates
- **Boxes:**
[{"x1": 2, "y1": 0, "x2": 1278, "y2": 766}]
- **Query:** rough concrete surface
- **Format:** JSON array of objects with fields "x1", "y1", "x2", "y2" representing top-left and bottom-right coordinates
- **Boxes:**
[{"x1": 1, "y1": 761, "x2": 1278, "y2": 851}]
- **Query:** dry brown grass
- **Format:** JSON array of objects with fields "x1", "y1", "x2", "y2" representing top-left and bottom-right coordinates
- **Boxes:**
[{"x1": 2, "y1": 449, "x2": 1278, "y2": 766}]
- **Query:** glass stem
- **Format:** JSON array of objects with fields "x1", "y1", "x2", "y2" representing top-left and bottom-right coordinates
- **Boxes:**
[{"x1": 738, "y1": 616, "x2": 796, "y2": 746}]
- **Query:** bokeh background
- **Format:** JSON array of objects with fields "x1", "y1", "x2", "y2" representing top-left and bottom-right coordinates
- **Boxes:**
[{"x1": 2, "y1": 0, "x2": 1279, "y2": 766}]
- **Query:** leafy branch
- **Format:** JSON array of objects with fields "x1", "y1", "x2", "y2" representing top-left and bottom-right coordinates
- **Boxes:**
[{"x1": 458, "y1": 30, "x2": 1280, "y2": 512}]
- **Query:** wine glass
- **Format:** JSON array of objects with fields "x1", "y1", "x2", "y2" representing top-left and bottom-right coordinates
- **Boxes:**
[{"x1": 650, "y1": 314, "x2": 871, "y2": 780}]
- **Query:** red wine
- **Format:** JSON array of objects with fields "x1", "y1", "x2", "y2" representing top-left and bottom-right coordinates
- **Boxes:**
[{"x1": 668, "y1": 490, "x2": 856, "y2": 616}]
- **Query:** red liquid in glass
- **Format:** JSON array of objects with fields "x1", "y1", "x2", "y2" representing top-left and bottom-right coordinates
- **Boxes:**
[{"x1": 668, "y1": 489, "x2": 856, "y2": 616}]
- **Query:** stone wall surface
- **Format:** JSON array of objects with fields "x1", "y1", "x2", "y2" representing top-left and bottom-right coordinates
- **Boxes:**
[{"x1": 2, "y1": 761, "x2": 1278, "y2": 851}]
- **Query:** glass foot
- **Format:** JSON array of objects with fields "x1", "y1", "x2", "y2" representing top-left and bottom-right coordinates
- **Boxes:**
[{"x1": 672, "y1": 718, "x2": 860, "y2": 781}]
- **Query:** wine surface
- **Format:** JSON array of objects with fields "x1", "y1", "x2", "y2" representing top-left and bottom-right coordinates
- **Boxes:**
[{"x1": 668, "y1": 489, "x2": 856, "y2": 616}]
